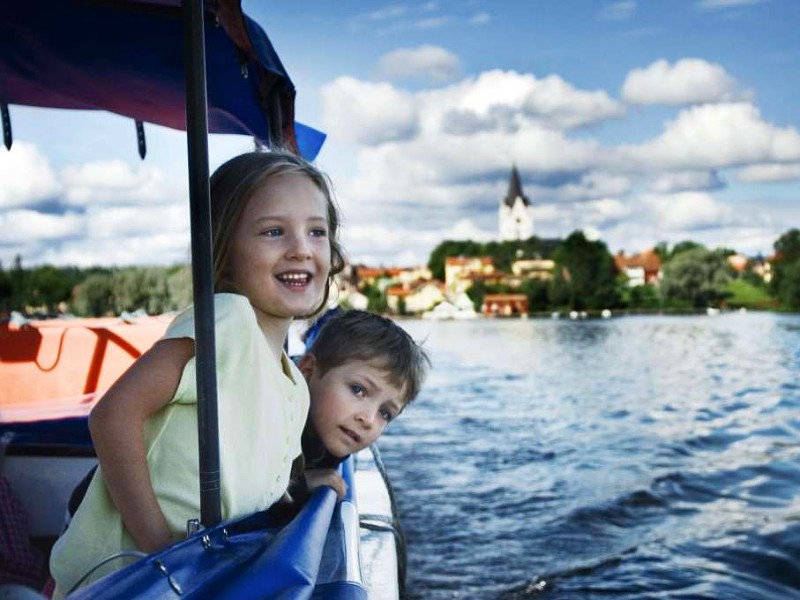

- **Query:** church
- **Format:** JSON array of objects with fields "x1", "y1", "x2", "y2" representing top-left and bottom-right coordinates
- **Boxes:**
[{"x1": 498, "y1": 165, "x2": 533, "y2": 241}]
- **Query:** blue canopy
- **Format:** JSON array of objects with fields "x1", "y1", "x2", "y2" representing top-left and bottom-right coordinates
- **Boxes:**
[{"x1": 0, "y1": 0, "x2": 325, "y2": 159}]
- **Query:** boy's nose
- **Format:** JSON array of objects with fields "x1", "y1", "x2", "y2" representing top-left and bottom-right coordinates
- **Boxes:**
[{"x1": 356, "y1": 409, "x2": 376, "y2": 429}]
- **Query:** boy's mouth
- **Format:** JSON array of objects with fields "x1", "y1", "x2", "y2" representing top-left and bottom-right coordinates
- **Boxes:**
[
  {"x1": 276, "y1": 270, "x2": 311, "y2": 289},
  {"x1": 340, "y1": 426, "x2": 361, "y2": 445}
]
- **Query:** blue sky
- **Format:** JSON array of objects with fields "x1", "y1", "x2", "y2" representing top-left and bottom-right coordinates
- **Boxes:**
[{"x1": 2, "y1": 0, "x2": 800, "y2": 268}]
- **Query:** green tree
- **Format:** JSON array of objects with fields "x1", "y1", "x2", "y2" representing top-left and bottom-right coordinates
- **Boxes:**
[
  {"x1": 775, "y1": 261, "x2": 800, "y2": 310},
  {"x1": 660, "y1": 247, "x2": 732, "y2": 308},
  {"x1": 669, "y1": 240, "x2": 705, "y2": 260},
  {"x1": 72, "y1": 273, "x2": 114, "y2": 316},
  {"x1": 770, "y1": 229, "x2": 800, "y2": 310},
  {"x1": 28, "y1": 265, "x2": 74, "y2": 313},
  {"x1": 547, "y1": 231, "x2": 620, "y2": 310},
  {"x1": 520, "y1": 279, "x2": 549, "y2": 312}
]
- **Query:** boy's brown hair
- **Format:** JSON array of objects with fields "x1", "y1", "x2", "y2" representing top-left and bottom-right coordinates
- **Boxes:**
[{"x1": 305, "y1": 310, "x2": 430, "y2": 405}]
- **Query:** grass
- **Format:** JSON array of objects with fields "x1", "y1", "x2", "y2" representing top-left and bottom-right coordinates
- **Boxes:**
[{"x1": 724, "y1": 279, "x2": 778, "y2": 309}]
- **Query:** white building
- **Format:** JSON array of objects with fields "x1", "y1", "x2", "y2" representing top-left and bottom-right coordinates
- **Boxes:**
[{"x1": 499, "y1": 165, "x2": 533, "y2": 241}]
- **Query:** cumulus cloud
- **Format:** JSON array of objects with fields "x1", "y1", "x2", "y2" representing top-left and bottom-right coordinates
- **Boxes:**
[
  {"x1": 598, "y1": 1, "x2": 637, "y2": 21},
  {"x1": 0, "y1": 209, "x2": 83, "y2": 244},
  {"x1": 622, "y1": 102, "x2": 800, "y2": 171},
  {"x1": 0, "y1": 143, "x2": 60, "y2": 208},
  {"x1": 649, "y1": 170, "x2": 725, "y2": 193},
  {"x1": 321, "y1": 77, "x2": 419, "y2": 145},
  {"x1": 736, "y1": 163, "x2": 800, "y2": 182},
  {"x1": 621, "y1": 58, "x2": 739, "y2": 105},
  {"x1": 61, "y1": 160, "x2": 179, "y2": 205},
  {"x1": 378, "y1": 45, "x2": 460, "y2": 83},
  {"x1": 640, "y1": 191, "x2": 734, "y2": 230}
]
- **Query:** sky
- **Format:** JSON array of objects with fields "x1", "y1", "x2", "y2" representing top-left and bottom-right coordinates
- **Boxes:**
[{"x1": 2, "y1": 0, "x2": 800, "y2": 269}]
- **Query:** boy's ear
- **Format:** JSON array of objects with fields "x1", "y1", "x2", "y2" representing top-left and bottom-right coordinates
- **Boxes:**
[{"x1": 298, "y1": 353, "x2": 316, "y2": 380}]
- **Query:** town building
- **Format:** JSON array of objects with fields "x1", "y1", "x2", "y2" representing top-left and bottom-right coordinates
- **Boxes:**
[
  {"x1": 444, "y1": 256, "x2": 495, "y2": 294},
  {"x1": 614, "y1": 249, "x2": 662, "y2": 287},
  {"x1": 482, "y1": 293, "x2": 529, "y2": 316},
  {"x1": 499, "y1": 166, "x2": 533, "y2": 241}
]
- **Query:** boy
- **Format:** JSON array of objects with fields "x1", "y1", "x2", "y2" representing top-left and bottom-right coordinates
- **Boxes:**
[{"x1": 290, "y1": 309, "x2": 429, "y2": 503}]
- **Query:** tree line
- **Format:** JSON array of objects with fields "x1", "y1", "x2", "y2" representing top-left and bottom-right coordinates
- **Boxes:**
[
  {"x1": 2, "y1": 228, "x2": 799, "y2": 318},
  {"x1": 427, "y1": 228, "x2": 800, "y2": 313},
  {"x1": 0, "y1": 256, "x2": 192, "y2": 317}
]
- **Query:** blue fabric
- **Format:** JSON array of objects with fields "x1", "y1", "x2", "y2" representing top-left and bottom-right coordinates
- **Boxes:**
[
  {"x1": 66, "y1": 458, "x2": 364, "y2": 599},
  {"x1": 0, "y1": 0, "x2": 325, "y2": 159}
]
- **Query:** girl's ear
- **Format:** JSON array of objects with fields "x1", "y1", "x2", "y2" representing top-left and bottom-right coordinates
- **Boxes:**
[{"x1": 298, "y1": 353, "x2": 316, "y2": 380}]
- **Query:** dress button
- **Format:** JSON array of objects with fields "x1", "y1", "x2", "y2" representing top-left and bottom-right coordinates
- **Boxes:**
[{"x1": 275, "y1": 474, "x2": 280, "y2": 483}]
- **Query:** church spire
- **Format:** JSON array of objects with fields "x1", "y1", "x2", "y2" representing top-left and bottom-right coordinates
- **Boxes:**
[{"x1": 503, "y1": 165, "x2": 529, "y2": 208}]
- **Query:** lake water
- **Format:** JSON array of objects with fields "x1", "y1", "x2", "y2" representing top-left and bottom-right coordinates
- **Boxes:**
[{"x1": 381, "y1": 312, "x2": 800, "y2": 599}]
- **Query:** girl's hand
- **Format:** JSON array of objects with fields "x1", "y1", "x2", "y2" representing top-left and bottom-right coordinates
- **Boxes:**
[{"x1": 304, "y1": 468, "x2": 347, "y2": 500}]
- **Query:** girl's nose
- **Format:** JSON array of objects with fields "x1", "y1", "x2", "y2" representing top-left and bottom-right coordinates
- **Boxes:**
[{"x1": 286, "y1": 232, "x2": 312, "y2": 260}]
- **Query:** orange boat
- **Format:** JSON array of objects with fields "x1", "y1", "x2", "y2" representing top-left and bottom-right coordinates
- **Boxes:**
[{"x1": 0, "y1": 316, "x2": 170, "y2": 423}]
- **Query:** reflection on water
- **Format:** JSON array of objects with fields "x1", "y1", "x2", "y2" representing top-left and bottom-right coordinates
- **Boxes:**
[{"x1": 381, "y1": 313, "x2": 800, "y2": 599}]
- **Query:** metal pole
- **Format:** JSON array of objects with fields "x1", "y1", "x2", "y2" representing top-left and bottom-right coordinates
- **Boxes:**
[{"x1": 183, "y1": 0, "x2": 221, "y2": 527}]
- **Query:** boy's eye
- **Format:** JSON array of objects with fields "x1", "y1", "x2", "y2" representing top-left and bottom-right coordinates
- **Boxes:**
[
  {"x1": 261, "y1": 227, "x2": 283, "y2": 237},
  {"x1": 309, "y1": 227, "x2": 328, "y2": 238},
  {"x1": 379, "y1": 407, "x2": 394, "y2": 422},
  {"x1": 349, "y1": 384, "x2": 366, "y2": 397}
]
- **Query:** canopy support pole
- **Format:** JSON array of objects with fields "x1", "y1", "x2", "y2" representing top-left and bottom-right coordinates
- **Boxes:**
[
  {"x1": 1, "y1": 104, "x2": 11, "y2": 150},
  {"x1": 183, "y1": 0, "x2": 221, "y2": 527}
]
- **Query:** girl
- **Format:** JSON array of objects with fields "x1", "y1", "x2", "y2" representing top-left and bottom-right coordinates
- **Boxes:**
[{"x1": 49, "y1": 150, "x2": 345, "y2": 597}]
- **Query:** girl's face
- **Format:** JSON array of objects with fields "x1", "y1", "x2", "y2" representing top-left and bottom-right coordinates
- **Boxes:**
[{"x1": 227, "y1": 172, "x2": 332, "y2": 328}]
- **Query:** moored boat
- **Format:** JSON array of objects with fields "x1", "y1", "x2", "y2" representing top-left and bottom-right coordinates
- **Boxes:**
[{"x1": 1, "y1": 1, "x2": 406, "y2": 597}]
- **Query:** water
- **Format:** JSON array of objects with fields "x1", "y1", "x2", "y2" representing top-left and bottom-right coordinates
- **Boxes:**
[{"x1": 381, "y1": 312, "x2": 800, "y2": 599}]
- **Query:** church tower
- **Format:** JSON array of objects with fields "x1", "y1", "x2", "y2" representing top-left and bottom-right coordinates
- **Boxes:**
[{"x1": 499, "y1": 165, "x2": 533, "y2": 241}]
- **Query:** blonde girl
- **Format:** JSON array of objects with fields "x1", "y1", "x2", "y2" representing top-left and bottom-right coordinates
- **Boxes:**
[{"x1": 50, "y1": 150, "x2": 345, "y2": 597}]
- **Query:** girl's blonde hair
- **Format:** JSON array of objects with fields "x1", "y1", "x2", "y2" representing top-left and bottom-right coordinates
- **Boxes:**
[{"x1": 209, "y1": 149, "x2": 345, "y2": 317}]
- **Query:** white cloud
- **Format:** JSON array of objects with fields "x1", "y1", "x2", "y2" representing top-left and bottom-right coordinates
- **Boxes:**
[
  {"x1": 61, "y1": 160, "x2": 181, "y2": 206},
  {"x1": 621, "y1": 58, "x2": 739, "y2": 105},
  {"x1": 321, "y1": 77, "x2": 419, "y2": 145},
  {"x1": 379, "y1": 45, "x2": 460, "y2": 83},
  {"x1": 736, "y1": 163, "x2": 800, "y2": 182},
  {"x1": 649, "y1": 170, "x2": 724, "y2": 193},
  {"x1": 623, "y1": 102, "x2": 800, "y2": 171},
  {"x1": 0, "y1": 143, "x2": 60, "y2": 208},
  {"x1": 84, "y1": 204, "x2": 188, "y2": 239},
  {"x1": 697, "y1": 0, "x2": 765, "y2": 9},
  {"x1": 0, "y1": 209, "x2": 83, "y2": 243},
  {"x1": 598, "y1": 1, "x2": 637, "y2": 21},
  {"x1": 640, "y1": 191, "x2": 734, "y2": 230},
  {"x1": 469, "y1": 12, "x2": 492, "y2": 25}
]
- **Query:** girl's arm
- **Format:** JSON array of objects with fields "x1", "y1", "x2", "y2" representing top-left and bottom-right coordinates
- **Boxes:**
[{"x1": 88, "y1": 337, "x2": 195, "y2": 553}]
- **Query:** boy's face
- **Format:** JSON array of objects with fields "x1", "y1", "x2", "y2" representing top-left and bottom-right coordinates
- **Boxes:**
[{"x1": 300, "y1": 356, "x2": 406, "y2": 457}]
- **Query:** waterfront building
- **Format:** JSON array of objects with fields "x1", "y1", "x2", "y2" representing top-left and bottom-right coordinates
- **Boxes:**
[{"x1": 482, "y1": 293, "x2": 529, "y2": 316}]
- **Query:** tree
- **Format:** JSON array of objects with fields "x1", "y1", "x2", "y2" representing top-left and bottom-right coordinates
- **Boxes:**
[
  {"x1": 547, "y1": 231, "x2": 620, "y2": 310},
  {"x1": 771, "y1": 229, "x2": 800, "y2": 310},
  {"x1": 28, "y1": 265, "x2": 74, "y2": 313},
  {"x1": 72, "y1": 273, "x2": 114, "y2": 316},
  {"x1": 669, "y1": 240, "x2": 705, "y2": 260},
  {"x1": 660, "y1": 247, "x2": 732, "y2": 308},
  {"x1": 775, "y1": 261, "x2": 800, "y2": 310}
]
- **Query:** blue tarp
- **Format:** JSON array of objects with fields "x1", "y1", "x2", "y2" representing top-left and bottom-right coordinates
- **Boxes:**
[{"x1": 67, "y1": 456, "x2": 365, "y2": 599}]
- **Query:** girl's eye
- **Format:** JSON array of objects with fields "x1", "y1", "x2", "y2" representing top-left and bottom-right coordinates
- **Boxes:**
[
  {"x1": 349, "y1": 384, "x2": 365, "y2": 397},
  {"x1": 261, "y1": 227, "x2": 282, "y2": 237},
  {"x1": 309, "y1": 227, "x2": 328, "y2": 238},
  {"x1": 379, "y1": 407, "x2": 394, "y2": 423}
]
